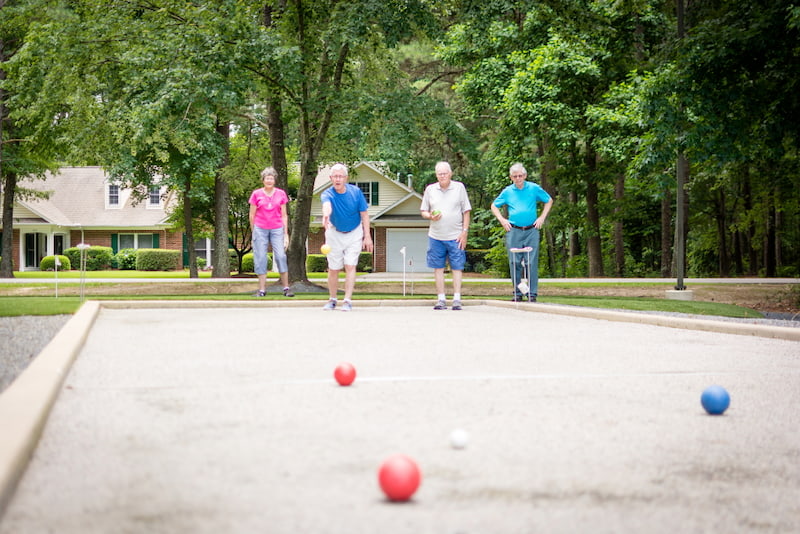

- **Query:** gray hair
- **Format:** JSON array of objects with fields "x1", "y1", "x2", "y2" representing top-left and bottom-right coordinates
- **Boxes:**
[
  {"x1": 260, "y1": 167, "x2": 278, "y2": 179},
  {"x1": 330, "y1": 163, "x2": 349, "y2": 176},
  {"x1": 509, "y1": 163, "x2": 527, "y2": 176},
  {"x1": 435, "y1": 161, "x2": 452, "y2": 173}
]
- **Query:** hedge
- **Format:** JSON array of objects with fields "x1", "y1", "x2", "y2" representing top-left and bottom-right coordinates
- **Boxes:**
[
  {"x1": 307, "y1": 252, "x2": 373, "y2": 272},
  {"x1": 40, "y1": 255, "x2": 72, "y2": 271},
  {"x1": 64, "y1": 246, "x2": 114, "y2": 271},
  {"x1": 114, "y1": 248, "x2": 137, "y2": 270},
  {"x1": 135, "y1": 248, "x2": 180, "y2": 271}
]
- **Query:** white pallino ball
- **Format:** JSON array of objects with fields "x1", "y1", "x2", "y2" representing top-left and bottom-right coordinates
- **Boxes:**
[{"x1": 450, "y1": 428, "x2": 469, "y2": 449}]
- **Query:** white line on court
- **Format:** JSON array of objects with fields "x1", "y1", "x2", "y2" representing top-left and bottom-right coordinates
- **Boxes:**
[{"x1": 64, "y1": 368, "x2": 800, "y2": 391}]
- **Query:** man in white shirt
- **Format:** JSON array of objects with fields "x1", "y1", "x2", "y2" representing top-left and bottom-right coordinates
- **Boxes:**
[{"x1": 420, "y1": 161, "x2": 472, "y2": 310}]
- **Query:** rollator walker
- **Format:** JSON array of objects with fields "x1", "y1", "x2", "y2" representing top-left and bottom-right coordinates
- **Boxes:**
[{"x1": 509, "y1": 246, "x2": 533, "y2": 301}]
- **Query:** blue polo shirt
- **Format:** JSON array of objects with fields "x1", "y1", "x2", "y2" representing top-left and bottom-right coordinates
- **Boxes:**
[
  {"x1": 492, "y1": 182, "x2": 551, "y2": 227},
  {"x1": 321, "y1": 184, "x2": 368, "y2": 232}
]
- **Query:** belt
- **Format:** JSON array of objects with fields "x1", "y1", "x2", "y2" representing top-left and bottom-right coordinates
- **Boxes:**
[{"x1": 510, "y1": 223, "x2": 535, "y2": 230}]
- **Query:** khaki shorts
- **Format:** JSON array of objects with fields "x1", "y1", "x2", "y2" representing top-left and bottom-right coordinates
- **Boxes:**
[{"x1": 325, "y1": 226, "x2": 364, "y2": 270}]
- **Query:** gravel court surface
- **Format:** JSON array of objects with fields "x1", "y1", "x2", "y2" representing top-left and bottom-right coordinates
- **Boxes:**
[{"x1": 1, "y1": 305, "x2": 799, "y2": 534}]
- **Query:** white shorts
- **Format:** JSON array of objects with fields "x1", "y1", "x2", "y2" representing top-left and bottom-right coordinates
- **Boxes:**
[{"x1": 325, "y1": 226, "x2": 364, "y2": 270}]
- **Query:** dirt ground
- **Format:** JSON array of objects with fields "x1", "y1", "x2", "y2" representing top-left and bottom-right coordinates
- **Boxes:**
[{"x1": 4, "y1": 278, "x2": 798, "y2": 314}]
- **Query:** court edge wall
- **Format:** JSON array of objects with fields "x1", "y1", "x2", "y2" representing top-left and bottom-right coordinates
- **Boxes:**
[{"x1": 0, "y1": 300, "x2": 100, "y2": 519}]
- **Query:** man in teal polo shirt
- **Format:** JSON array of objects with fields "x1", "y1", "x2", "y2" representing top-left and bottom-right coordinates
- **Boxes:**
[{"x1": 491, "y1": 163, "x2": 554, "y2": 302}]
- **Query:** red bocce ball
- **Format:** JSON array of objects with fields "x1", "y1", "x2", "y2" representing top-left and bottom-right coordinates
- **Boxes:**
[
  {"x1": 378, "y1": 454, "x2": 421, "y2": 502},
  {"x1": 334, "y1": 362, "x2": 356, "y2": 386}
]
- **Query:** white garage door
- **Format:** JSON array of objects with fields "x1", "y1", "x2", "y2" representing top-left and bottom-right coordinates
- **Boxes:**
[{"x1": 385, "y1": 229, "x2": 432, "y2": 272}]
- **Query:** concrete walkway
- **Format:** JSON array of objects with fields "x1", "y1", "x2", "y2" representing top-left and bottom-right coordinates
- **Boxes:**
[{"x1": 1, "y1": 300, "x2": 799, "y2": 533}]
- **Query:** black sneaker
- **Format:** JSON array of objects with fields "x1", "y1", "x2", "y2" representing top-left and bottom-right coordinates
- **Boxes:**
[
  {"x1": 528, "y1": 296, "x2": 537, "y2": 302},
  {"x1": 511, "y1": 296, "x2": 523, "y2": 302}
]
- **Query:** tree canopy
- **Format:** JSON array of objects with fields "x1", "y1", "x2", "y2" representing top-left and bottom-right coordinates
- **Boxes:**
[{"x1": 2, "y1": 0, "x2": 798, "y2": 279}]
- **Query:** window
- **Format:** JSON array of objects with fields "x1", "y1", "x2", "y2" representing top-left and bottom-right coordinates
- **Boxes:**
[
  {"x1": 119, "y1": 233, "x2": 155, "y2": 250},
  {"x1": 148, "y1": 186, "x2": 161, "y2": 207},
  {"x1": 355, "y1": 181, "x2": 379, "y2": 206},
  {"x1": 108, "y1": 184, "x2": 120, "y2": 206}
]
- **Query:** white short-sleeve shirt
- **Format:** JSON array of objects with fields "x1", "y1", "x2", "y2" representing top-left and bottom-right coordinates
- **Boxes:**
[{"x1": 421, "y1": 180, "x2": 472, "y2": 241}]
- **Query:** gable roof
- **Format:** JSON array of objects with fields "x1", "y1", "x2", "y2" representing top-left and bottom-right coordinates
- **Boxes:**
[
  {"x1": 312, "y1": 161, "x2": 418, "y2": 197},
  {"x1": 308, "y1": 162, "x2": 426, "y2": 227},
  {"x1": 11, "y1": 167, "x2": 174, "y2": 229}
]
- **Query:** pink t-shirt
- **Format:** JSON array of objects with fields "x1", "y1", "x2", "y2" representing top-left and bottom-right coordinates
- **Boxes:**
[{"x1": 249, "y1": 187, "x2": 289, "y2": 229}]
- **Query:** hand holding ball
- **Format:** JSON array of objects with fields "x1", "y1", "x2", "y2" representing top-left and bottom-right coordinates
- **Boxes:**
[
  {"x1": 431, "y1": 209, "x2": 441, "y2": 219},
  {"x1": 320, "y1": 243, "x2": 331, "y2": 255}
]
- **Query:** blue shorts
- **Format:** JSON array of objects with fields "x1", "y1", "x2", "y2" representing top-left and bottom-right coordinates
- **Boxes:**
[{"x1": 426, "y1": 237, "x2": 466, "y2": 270}]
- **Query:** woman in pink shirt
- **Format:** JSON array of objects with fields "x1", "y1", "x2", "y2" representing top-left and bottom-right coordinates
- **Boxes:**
[{"x1": 249, "y1": 167, "x2": 294, "y2": 297}]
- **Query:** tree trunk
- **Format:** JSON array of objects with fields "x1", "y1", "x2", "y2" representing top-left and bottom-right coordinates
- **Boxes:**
[
  {"x1": 715, "y1": 189, "x2": 730, "y2": 276},
  {"x1": 287, "y1": 150, "x2": 317, "y2": 284},
  {"x1": 212, "y1": 121, "x2": 231, "y2": 278},
  {"x1": 0, "y1": 172, "x2": 15, "y2": 277},
  {"x1": 0, "y1": 34, "x2": 14, "y2": 278},
  {"x1": 585, "y1": 147, "x2": 603, "y2": 277},
  {"x1": 183, "y1": 178, "x2": 198, "y2": 278},
  {"x1": 742, "y1": 166, "x2": 758, "y2": 274},
  {"x1": 613, "y1": 173, "x2": 625, "y2": 277},
  {"x1": 733, "y1": 229, "x2": 744, "y2": 275},
  {"x1": 673, "y1": 153, "x2": 689, "y2": 287},
  {"x1": 586, "y1": 179, "x2": 603, "y2": 277},
  {"x1": 537, "y1": 137, "x2": 556, "y2": 276},
  {"x1": 660, "y1": 187, "x2": 672, "y2": 277},
  {"x1": 765, "y1": 192, "x2": 776, "y2": 277},
  {"x1": 266, "y1": 96, "x2": 289, "y2": 193},
  {"x1": 569, "y1": 191, "x2": 580, "y2": 259}
]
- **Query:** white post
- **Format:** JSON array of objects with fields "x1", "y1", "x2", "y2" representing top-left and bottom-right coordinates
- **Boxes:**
[
  {"x1": 409, "y1": 257, "x2": 414, "y2": 296},
  {"x1": 54, "y1": 256, "x2": 61, "y2": 298},
  {"x1": 77, "y1": 243, "x2": 91, "y2": 302},
  {"x1": 400, "y1": 246, "x2": 407, "y2": 296}
]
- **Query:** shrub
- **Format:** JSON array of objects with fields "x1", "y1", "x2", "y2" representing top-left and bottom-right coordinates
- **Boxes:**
[
  {"x1": 64, "y1": 246, "x2": 114, "y2": 270},
  {"x1": 307, "y1": 253, "x2": 327, "y2": 272},
  {"x1": 307, "y1": 252, "x2": 373, "y2": 273},
  {"x1": 115, "y1": 248, "x2": 137, "y2": 270},
  {"x1": 197, "y1": 257, "x2": 207, "y2": 270},
  {"x1": 465, "y1": 249, "x2": 489, "y2": 273},
  {"x1": 135, "y1": 248, "x2": 180, "y2": 271},
  {"x1": 357, "y1": 252, "x2": 373, "y2": 272},
  {"x1": 241, "y1": 252, "x2": 255, "y2": 273},
  {"x1": 40, "y1": 255, "x2": 72, "y2": 271}
]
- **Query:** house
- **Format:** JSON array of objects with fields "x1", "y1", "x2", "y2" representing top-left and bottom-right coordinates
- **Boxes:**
[
  {"x1": 0, "y1": 167, "x2": 183, "y2": 271},
  {"x1": 309, "y1": 162, "x2": 431, "y2": 272}
]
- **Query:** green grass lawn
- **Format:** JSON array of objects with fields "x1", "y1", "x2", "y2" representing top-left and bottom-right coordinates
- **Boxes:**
[
  {"x1": 0, "y1": 293, "x2": 764, "y2": 319},
  {"x1": 10, "y1": 270, "x2": 329, "y2": 279},
  {"x1": 543, "y1": 295, "x2": 763, "y2": 318}
]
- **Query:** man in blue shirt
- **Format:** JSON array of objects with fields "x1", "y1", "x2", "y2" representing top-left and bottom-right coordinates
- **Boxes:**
[
  {"x1": 491, "y1": 163, "x2": 554, "y2": 302},
  {"x1": 321, "y1": 163, "x2": 374, "y2": 311}
]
